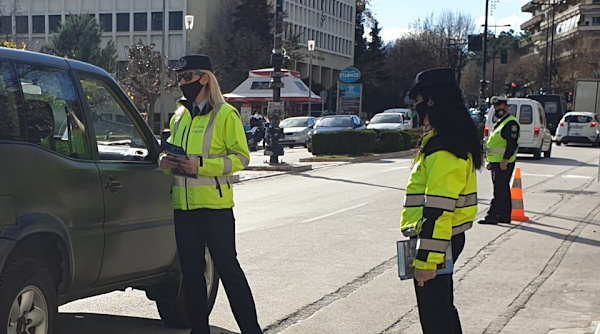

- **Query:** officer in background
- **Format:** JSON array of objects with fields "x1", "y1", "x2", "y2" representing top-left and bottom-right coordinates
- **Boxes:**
[{"x1": 479, "y1": 96, "x2": 520, "y2": 225}]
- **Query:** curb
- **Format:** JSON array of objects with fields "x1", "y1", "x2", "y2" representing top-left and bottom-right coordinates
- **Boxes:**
[
  {"x1": 245, "y1": 164, "x2": 313, "y2": 172},
  {"x1": 299, "y1": 150, "x2": 414, "y2": 163}
]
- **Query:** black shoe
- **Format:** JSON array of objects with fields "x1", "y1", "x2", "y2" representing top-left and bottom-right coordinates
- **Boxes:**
[{"x1": 478, "y1": 219, "x2": 499, "y2": 225}]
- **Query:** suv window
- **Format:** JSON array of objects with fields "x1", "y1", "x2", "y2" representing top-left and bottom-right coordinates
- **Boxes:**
[
  {"x1": 0, "y1": 62, "x2": 25, "y2": 141},
  {"x1": 79, "y1": 74, "x2": 150, "y2": 161},
  {"x1": 15, "y1": 63, "x2": 92, "y2": 159},
  {"x1": 538, "y1": 108, "x2": 545, "y2": 126},
  {"x1": 519, "y1": 105, "x2": 533, "y2": 125}
]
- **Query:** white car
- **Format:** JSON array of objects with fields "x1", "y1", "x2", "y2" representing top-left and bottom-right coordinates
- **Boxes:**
[
  {"x1": 367, "y1": 113, "x2": 411, "y2": 131},
  {"x1": 484, "y1": 98, "x2": 553, "y2": 160},
  {"x1": 383, "y1": 108, "x2": 412, "y2": 119},
  {"x1": 555, "y1": 112, "x2": 599, "y2": 147},
  {"x1": 280, "y1": 116, "x2": 316, "y2": 148}
]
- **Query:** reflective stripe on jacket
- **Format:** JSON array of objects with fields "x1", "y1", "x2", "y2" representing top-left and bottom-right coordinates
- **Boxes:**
[
  {"x1": 400, "y1": 132, "x2": 478, "y2": 270},
  {"x1": 486, "y1": 115, "x2": 519, "y2": 163},
  {"x1": 164, "y1": 101, "x2": 250, "y2": 210}
]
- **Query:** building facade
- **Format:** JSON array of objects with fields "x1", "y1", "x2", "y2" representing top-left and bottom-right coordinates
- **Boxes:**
[{"x1": 282, "y1": 0, "x2": 355, "y2": 89}]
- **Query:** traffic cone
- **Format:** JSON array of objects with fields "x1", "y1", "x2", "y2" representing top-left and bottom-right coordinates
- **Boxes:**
[{"x1": 511, "y1": 167, "x2": 530, "y2": 222}]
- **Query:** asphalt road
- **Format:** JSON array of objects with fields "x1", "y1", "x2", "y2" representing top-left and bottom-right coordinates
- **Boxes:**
[{"x1": 58, "y1": 144, "x2": 600, "y2": 334}]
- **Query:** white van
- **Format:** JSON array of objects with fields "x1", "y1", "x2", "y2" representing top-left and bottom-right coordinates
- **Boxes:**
[{"x1": 484, "y1": 98, "x2": 553, "y2": 160}]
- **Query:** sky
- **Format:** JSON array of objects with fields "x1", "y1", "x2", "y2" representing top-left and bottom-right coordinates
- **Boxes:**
[{"x1": 369, "y1": 0, "x2": 532, "y2": 42}]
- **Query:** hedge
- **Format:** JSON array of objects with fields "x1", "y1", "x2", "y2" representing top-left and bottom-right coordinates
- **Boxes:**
[
  {"x1": 312, "y1": 129, "x2": 422, "y2": 156},
  {"x1": 312, "y1": 130, "x2": 377, "y2": 156}
]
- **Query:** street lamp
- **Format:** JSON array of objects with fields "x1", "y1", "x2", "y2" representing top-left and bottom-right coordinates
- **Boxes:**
[
  {"x1": 534, "y1": 0, "x2": 567, "y2": 92},
  {"x1": 307, "y1": 40, "x2": 315, "y2": 117},
  {"x1": 482, "y1": 23, "x2": 511, "y2": 96},
  {"x1": 185, "y1": 15, "x2": 194, "y2": 30}
]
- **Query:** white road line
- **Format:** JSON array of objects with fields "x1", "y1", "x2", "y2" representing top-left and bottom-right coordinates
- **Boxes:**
[
  {"x1": 595, "y1": 321, "x2": 600, "y2": 334},
  {"x1": 382, "y1": 166, "x2": 410, "y2": 173},
  {"x1": 521, "y1": 172, "x2": 592, "y2": 179},
  {"x1": 521, "y1": 173, "x2": 555, "y2": 178},
  {"x1": 302, "y1": 202, "x2": 368, "y2": 223}
]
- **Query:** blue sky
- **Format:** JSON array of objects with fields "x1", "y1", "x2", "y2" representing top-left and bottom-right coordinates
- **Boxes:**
[{"x1": 370, "y1": 0, "x2": 531, "y2": 42}]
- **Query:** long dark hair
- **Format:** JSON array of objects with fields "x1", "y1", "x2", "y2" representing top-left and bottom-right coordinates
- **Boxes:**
[{"x1": 420, "y1": 84, "x2": 483, "y2": 170}]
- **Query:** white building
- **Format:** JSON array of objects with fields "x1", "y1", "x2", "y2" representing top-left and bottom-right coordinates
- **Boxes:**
[{"x1": 282, "y1": 0, "x2": 356, "y2": 89}]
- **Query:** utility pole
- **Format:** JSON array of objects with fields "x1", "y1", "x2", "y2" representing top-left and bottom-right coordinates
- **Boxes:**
[
  {"x1": 479, "y1": 0, "x2": 490, "y2": 114},
  {"x1": 549, "y1": 0, "x2": 557, "y2": 92},
  {"x1": 266, "y1": 0, "x2": 285, "y2": 164},
  {"x1": 159, "y1": 0, "x2": 167, "y2": 135}
]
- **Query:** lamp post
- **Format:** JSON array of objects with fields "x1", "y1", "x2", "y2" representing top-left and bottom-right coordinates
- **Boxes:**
[
  {"x1": 536, "y1": 0, "x2": 566, "y2": 92},
  {"x1": 483, "y1": 23, "x2": 511, "y2": 96},
  {"x1": 159, "y1": 0, "x2": 167, "y2": 134},
  {"x1": 479, "y1": 0, "x2": 491, "y2": 114},
  {"x1": 185, "y1": 15, "x2": 194, "y2": 55},
  {"x1": 307, "y1": 40, "x2": 315, "y2": 117},
  {"x1": 266, "y1": 0, "x2": 285, "y2": 164}
]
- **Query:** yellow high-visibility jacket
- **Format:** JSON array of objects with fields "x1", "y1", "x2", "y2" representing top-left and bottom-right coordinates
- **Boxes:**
[
  {"x1": 162, "y1": 101, "x2": 250, "y2": 210},
  {"x1": 400, "y1": 132, "x2": 478, "y2": 270}
]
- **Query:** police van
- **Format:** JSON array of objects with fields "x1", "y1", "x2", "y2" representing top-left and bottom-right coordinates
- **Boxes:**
[{"x1": 484, "y1": 98, "x2": 553, "y2": 160}]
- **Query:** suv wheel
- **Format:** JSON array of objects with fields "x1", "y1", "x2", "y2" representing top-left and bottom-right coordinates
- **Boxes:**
[
  {"x1": 157, "y1": 249, "x2": 219, "y2": 328},
  {"x1": 533, "y1": 147, "x2": 542, "y2": 160},
  {"x1": 544, "y1": 142, "x2": 552, "y2": 158},
  {"x1": 0, "y1": 258, "x2": 57, "y2": 334}
]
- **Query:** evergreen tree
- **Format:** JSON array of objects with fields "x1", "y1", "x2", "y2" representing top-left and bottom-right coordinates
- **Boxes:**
[
  {"x1": 41, "y1": 14, "x2": 117, "y2": 72},
  {"x1": 354, "y1": 1, "x2": 368, "y2": 65},
  {"x1": 233, "y1": 0, "x2": 274, "y2": 43}
]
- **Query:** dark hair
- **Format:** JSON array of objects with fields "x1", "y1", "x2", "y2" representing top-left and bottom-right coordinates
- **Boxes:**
[{"x1": 420, "y1": 84, "x2": 484, "y2": 170}]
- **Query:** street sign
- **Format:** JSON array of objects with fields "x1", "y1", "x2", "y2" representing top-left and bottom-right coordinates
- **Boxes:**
[
  {"x1": 319, "y1": 90, "x2": 328, "y2": 100},
  {"x1": 340, "y1": 83, "x2": 362, "y2": 115},
  {"x1": 339, "y1": 67, "x2": 361, "y2": 83}
]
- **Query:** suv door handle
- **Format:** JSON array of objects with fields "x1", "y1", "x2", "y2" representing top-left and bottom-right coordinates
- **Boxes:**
[{"x1": 105, "y1": 176, "x2": 122, "y2": 193}]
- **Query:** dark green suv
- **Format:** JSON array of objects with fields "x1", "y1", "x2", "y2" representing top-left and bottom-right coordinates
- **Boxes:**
[{"x1": 0, "y1": 48, "x2": 218, "y2": 333}]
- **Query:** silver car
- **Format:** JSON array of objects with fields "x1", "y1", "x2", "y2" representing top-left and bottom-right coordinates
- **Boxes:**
[
  {"x1": 367, "y1": 113, "x2": 411, "y2": 131},
  {"x1": 306, "y1": 115, "x2": 366, "y2": 151},
  {"x1": 280, "y1": 117, "x2": 316, "y2": 148}
]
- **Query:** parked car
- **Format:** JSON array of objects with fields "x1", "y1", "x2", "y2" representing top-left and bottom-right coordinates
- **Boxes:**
[
  {"x1": 0, "y1": 48, "x2": 218, "y2": 333},
  {"x1": 366, "y1": 113, "x2": 411, "y2": 130},
  {"x1": 383, "y1": 108, "x2": 412, "y2": 119},
  {"x1": 279, "y1": 116, "x2": 316, "y2": 148},
  {"x1": 555, "y1": 112, "x2": 600, "y2": 147},
  {"x1": 306, "y1": 115, "x2": 366, "y2": 152},
  {"x1": 527, "y1": 94, "x2": 568, "y2": 136},
  {"x1": 484, "y1": 98, "x2": 553, "y2": 159}
]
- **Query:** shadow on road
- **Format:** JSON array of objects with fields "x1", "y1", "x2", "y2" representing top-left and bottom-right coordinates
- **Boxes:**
[
  {"x1": 293, "y1": 173, "x2": 406, "y2": 191},
  {"x1": 57, "y1": 313, "x2": 239, "y2": 334},
  {"x1": 518, "y1": 156, "x2": 597, "y2": 167}
]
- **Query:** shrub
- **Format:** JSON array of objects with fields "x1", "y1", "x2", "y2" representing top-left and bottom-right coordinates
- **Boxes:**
[
  {"x1": 312, "y1": 130, "x2": 377, "y2": 156},
  {"x1": 403, "y1": 128, "x2": 423, "y2": 148},
  {"x1": 374, "y1": 130, "x2": 408, "y2": 153}
]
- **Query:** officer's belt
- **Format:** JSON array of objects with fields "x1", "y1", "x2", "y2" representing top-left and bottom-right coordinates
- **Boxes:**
[{"x1": 173, "y1": 175, "x2": 233, "y2": 187}]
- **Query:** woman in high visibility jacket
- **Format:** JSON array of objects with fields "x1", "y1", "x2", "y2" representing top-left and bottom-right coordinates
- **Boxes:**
[
  {"x1": 401, "y1": 68, "x2": 483, "y2": 334},
  {"x1": 159, "y1": 55, "x2": 261, "y2": 334}
]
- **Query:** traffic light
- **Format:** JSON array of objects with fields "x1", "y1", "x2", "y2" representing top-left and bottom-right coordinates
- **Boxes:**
[
  {"x1": 511, "y1": 82, "x2": 518, "y2": 89},
  {"x1": 468, "y1": 35, "x2": 483, "y2": 52},
  {"x1": 500, "y1": 50, "x2": 508, "y2": 64},
  {"x1": 567, "y1": 91, "x2": 574, "y2": 103}
]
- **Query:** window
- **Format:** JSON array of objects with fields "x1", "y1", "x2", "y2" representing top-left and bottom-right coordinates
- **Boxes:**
[
  {"x1": 99, "y1": 14, "x2": 112, "y2": 32},
  {"x1": 32, "y1": 15, "x2": 45, "y2": 34},
  {"x1": 79, "y1": 75, "x2": 149, "y2": 161},
  {"x1": 49, "y1": 15, "x2": 61, "y2": 33},
  {"x1": 0, "y1": 16, "x2": 11, "y2": 35},
  {"x1": 15, "y1": 16, "x2": 28, "y2": 34},
  {"x1": 519, "y1": 105, "x2": 533, "y2": 125},
  {"x1": 134, "y1": 12, "x2": 147, "y2": 31},
  {"x1": 593, "y1": 17, "x2": 600, "y2": 26},
  {"x1": 151, "y1": 12, "x2": 163, "y2": 31},
  {"x1": 564, "y1": 114, "x2": 593, "y2": 123},
  {"x1": 116, "y1": 13, "x2": 130, "y2": 32},
  {"x1": 538, "y1": 108, "x2": 545, "y2": 126},
  {"x1": 15, "y1": 64, "x2": 91, "y2": 159},
  {"x1": 0, "y1": 62, "x2": 25, "y2": 141},
  {"x1": 169, "y1": 11, "x2": 183, "y2": 30}
]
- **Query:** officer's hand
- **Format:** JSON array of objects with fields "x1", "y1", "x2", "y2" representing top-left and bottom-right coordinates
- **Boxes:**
[
  {"x1": 500, "y1": 159, "x2": 509, "y2": 171},
  {"x1": 175, "y1": 156, "x2": 199, "y2": 175},
  {"x1": 159, "y1": 154, "x2": 179, "y2": 170},
  {"x1": 415, "y1": 269, "x2": 437, "y2": 287},
  {"x1": 486, "y1": 163, "x2": 491, "y2": 171}
]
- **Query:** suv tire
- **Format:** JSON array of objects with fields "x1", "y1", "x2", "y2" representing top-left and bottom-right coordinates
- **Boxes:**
[
  {"x1": 544, "y1": 142, "x2": 552, "y2": 158},
  {"x1": 0, "y1": 258, "x2": 57, "y2": 334},
  {"x1": 157, "y1": 250, "x2": 219, "y2": 328},
  {"x1": 533, "y1": 147, "x2": 542, "y2": 160}
]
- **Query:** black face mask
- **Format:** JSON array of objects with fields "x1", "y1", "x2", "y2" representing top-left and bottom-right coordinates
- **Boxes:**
[
  {"x1": 180, "y1": 80, "x2": 204, "y2": 102},
  {"x1": 494, "y1": 107, "x2": 507, "y2": 119},
  {"x1": 415, "y1": 101, "x2": 429, "y2": 127}
]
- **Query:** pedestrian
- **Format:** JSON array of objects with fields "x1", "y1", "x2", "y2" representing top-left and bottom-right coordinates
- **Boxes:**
[
  {"x1": 159, "y1": 54, "x2": 262, "y2": 334},
  {"x1": 478, "y1": 96, "x2": 520, "y2": 225},
  {"x1": 411, "y1": 108, "x2": 419, "y2": 128},
  {"x1": 400, "y1": 68, "x2": 482, "y2": 334}
]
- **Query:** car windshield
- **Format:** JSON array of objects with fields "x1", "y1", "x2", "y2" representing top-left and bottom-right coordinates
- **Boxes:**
[
  {"x1": 281, "y1": 118, "x2": 309, "y2": 128},
  {"x1": 565, "y1": 115, "x2": 593, "y2": 123},
  {"x1": 317, "y1": 117, "x2": 352, "y2": 127},
  {"x1": 370, "y1": 115, "x2": 402, "y2": 124}
]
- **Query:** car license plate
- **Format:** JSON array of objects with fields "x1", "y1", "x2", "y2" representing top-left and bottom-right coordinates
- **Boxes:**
[{"x1": 572, "y1": 132, "x2": 580, "y2": 136}]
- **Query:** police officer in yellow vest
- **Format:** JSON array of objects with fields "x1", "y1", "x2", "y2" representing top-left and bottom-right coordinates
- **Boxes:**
[
  {"x1": 159, "y1": 55, "x2": 261, "y2": 334},
  {"x1": 401, "y1": 68, "x2": 482, "y2": 334},
  {"x1": 479, "y1": 96, "x2": 520, "y2": 225}
]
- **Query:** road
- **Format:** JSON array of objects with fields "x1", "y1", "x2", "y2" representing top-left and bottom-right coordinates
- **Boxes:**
[{"x1": 58, "y1": 144, "x2": 600, "y2": 334}]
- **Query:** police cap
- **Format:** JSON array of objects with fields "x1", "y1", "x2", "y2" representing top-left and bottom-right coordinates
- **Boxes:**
[
  {"x1": 491, "y1": 96, "x2": 509, "y2": 106},
  {"x1": 175, "y1": 55, "x2": 213, "y2": 72},
  {"x1": 408, "y1": 68, "x2": 458, "y2": 99}
]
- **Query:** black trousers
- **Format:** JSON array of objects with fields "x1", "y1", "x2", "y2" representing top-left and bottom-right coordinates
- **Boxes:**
[
  {"x1": 174, "y1": 209, "x2": 262, "y2": 334},
  {"x1": 414, "y1": 233, "x2": 466, "y2": 334},
  {"x1": 486, "y1": 162, "x2": 515, "y2": 222}
]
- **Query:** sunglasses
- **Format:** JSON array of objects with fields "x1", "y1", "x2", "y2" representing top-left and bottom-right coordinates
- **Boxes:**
[{"x1": 177, "y1": 71, "x2": 204, "y2": 83}]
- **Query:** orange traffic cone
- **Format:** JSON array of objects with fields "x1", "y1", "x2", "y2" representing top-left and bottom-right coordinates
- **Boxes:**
[{"x1": 511, "y1": 167, "x2": 530, "y2": 222}]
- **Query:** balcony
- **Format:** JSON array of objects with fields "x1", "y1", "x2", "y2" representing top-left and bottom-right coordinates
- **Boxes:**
[
  {"x1": 522, "y1": 1, "x2": 541, "y2": 13},
  {"x1": 521, "y1": 15, "x2": 543, "y2": 31}
]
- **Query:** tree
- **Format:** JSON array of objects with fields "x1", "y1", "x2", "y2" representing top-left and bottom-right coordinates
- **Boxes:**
[
  {"x1": 0, "y1": 40, "x2": 26, "y2": 50},
  {"x1": 233, "y1": 0, "x2": 274, "y2": 43},
  {"x1": 40, "y1": 14, "x2": 117, "y2": 72},
  {"x1": 117, "y1": 41, "x2": 177, "y2": 133}
]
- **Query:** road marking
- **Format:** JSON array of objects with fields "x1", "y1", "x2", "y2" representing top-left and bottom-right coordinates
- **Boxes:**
[
  {"x1": 594, "y1": 321, "x2": 600, "y2": 334},
  {"x1": 522, "y1": 172, "x2": 592, "y2": 179},
  {"x1": 521, "y1": 173, "x2": 555, "y2": 178},
  {"x1": 382, "y1": 166, "x2": 410, "y2": 172},
  {"x1": 302, "y1": 202, "x2": 368, "y2": 223}
]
